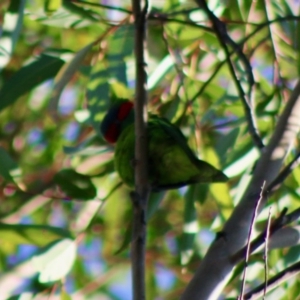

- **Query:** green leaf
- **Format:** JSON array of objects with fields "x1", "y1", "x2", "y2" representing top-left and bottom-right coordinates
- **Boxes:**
[
  {"x1": 114, "y1": 192, "x2": 167, "y2": 255},
  {"x1": 60, "y1": 290, "x2": 72, "y2": 300},
  {"x1": 54, "y1": 168, "x2": 97, "y2": 200},
  {"x1": 224, "y1": 139, "x2": 259, "y2": 177},
  {"x1": 87, "y1": 25, "x2": 134, "y2": 135},
  {"x1": 0, "y1": 147, "x2": 21, "y2": 182},
  {"x1": 63, "y1": 139, "x2": 108, "y2": 155},
  {"x1": 0, "y1": 0, "x2": 25, "y2": 72},
  {"x1": 32, "y1": 238, "x2": 76, "y2": 283},
  {"x1": 114, "y1": 221, "x2": 132, "y2": 255},
  {"x1": 148, "y1": 54, "x2": 175, "y2": 90},
  {"x1": 284, "y1": 244, "x2": 300, "y2": 265},
  {"x1": 0, "y1": 223, "x2": 73, "y2": 247},
  {"x1": 28, "y1": 1, "x2": 99, "y2": 28},
  {"x1": 48, "y1": 42, "x2": 95, "y2": 116},
  {"x1": 62, "y1": 0, "x2": 99, "y2": 22},
  {"x1": 44, "y1": 0, "x2": 62, "y2": 14},
  {"x1": 216, "y1": 127, "x2": 240, "y2": 163},
  {"x1": 225, "y1": 0, "x2": 243, "y2": 21},
  {"x1": 0, "y1": 53, "x2": 64, "y2": 111},
  {"x1": 147, "y1": 192, "x2": 166, "y2": 219},
  {"x1": 86, "y1": 59, "x2": 110, "y2": 135},
  {"x1": 180, "y1": 185, "x2": 198, "y2": 265}
]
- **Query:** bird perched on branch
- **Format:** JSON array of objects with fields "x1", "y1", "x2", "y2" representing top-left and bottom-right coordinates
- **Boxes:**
[{"x1": 100, "y1": 100, "x2": 228, "y2": 191}]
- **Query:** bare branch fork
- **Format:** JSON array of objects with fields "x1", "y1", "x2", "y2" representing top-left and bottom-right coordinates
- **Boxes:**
[{"x1": 131, "y1": 0, "x2": 150, "y2": 300}]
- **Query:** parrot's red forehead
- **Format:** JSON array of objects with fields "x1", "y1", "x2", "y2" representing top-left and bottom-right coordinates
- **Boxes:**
[{"x1": 117, "y1": 101, "x2": 134, "y2": 121}]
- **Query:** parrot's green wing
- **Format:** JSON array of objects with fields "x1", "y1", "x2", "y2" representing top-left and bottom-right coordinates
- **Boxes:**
[
  {"x1": 147, "y1": 116, "x2": 228, "y2": 190},
  {"x1": 149, "y1": 115, "x2": 198, "y2": 162},
  {"x1": 114, "y1": 114, "x2": 228, "y2": 191}
]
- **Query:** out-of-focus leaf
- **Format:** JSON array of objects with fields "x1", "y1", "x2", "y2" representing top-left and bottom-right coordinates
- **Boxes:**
[
  {"x1": 160, "y1": 97, "x2": 184, "y2": 123},
  {"x1": 54, "y1": 168, "x2": 97, "y2": 200},
  {"x1": 147, "y1": 192, "x2": 166, "y2": 219},
  {"x1": 27, "y1": 2, "x2": 99, "y2": 28},
  {"x1": 74, "y1": 109, "x2": 90, "y2": 123},
  {"x1": 63, "y1": 144, "x2": 109, "y2": 156},
  {"x1": 62, "y1": 0, "x2": 99, "y2": 22},
  {"x1": 86, "y1": 60, "x2": 110, "y2": 134},
  {"x1": 234, "y1": 0, "x2": 253, "y2": 21},
  {"x1": 0, "y1": 223, "x2": 73, "y2": 247},
  {"x1": 225, "y1": 0, "x2": 243, "y2": 21},
  {"x1": 87, "y1": 25, "x2": 134, "y2": 135},
  {"x1": 44, "y1": 0, "x2": 62, "y2": 14},
  {"x1": 115, "y1": 192, "x2": 167, "y2": 255},
  {"x1": 63, "y1": 134, "x2": 100, "y2": 155},
  {"x1": 192, "y1": 184, "x2": 208, "y2": 205},
  {"x1": 48, "y1": 41, "x2": 95, "y2": 117},
  {"x1": 215, "y1": 127, "x2": 240, "y2": 163},
  {"x1": 180, "y1": 185, "x2": 198, "y2": 265},
  {"x1": 256, "y1": 90, "x2": 278, "y2": 115},
  {"x1": 148, "y1": 55, "x2": 174, "y2": 90},
  {"x1": 114, "y1": 221, "x2": 132, "y2": 255},
  {"x1": 278, "y1": 50, "x2": 298, "y2": 79},
  {"x1": 210, "y1": 182, "x2": 232, "y2": 220},
  {"x1": 0, "y1": 0, "x2": 25, "y2": 72},
  {"x1": 146, "y1": 264, "x2": 157, "y2": 300},
  {"x1": 32, "y1": 238, "x2": 76, "y2": 283},
  {"x1": 102, "y1": 185, "x2": 130, "y2": 257},
  {"x1": 166, "y1": 23, "x2": 206, "y2": 48},
  {"x1": 109, "y1": 81, "x2": 132, "y2": 99},
  {"x1": 283, "y1": 244, "x2": 300, "y2": 265},
  {"x1": 60, "y1": 289, "x2": 72, "y2": 300},
  {"x1": 224, "y1": 140, "x2": 259, "y2": 177},
  {"x1": 231, "y1": 173, "x2": 252, "y2": 207},
  {"x1": 0, "y1": 54, "x2": 64, "y2": 111},
  {"x1": 0, "y1": 147, "x2": 21, "y2": 182}
]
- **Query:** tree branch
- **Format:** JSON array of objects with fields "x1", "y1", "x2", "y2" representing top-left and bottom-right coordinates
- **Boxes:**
[
  {"x1": 231, "y1": 208, "x2": 288, "y2": 264},
  {"x1": 131, "y1": 0, "x2": 150, "y2": 300},
  {"x1": 181, "y1": 80, "x2": 300, "y2": 299},
  {"x1": 239, "y1": 182, "x2": 265, "y2": 299},
  {"x1": 244, "y1": 260, "x2": 300, "y2": 299}
]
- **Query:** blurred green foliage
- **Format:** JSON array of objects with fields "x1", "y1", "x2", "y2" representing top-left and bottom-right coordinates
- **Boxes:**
[{"x1": 0, "y1": 0, "x2": 299, "y2": 299}]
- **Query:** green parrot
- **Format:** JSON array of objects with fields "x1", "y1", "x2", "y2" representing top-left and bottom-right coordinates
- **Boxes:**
[{"x1": 100, "y1": 100, "x2": 228, "y2": 191}]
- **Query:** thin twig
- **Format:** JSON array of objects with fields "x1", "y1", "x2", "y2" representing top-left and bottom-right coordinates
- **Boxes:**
[
  {"x1": 188, "y1": 15, "x2": 300, "y2": 106},
  {"x1": 231, "y1": 208, "x2": 288, "y2": 264},
  {"x1": 263, "y1": 207, "x2": 272, "y2": 299},
  {"x1": 73, "y1": 0, "x2": 132, "y2": 14},
  {"x1": 262, "y1": 0, "x2": 284, "y2": 87},
  {"x1": 238, "y1": 182, "x2": 266, "y2": 300},
  {"x1": 195, "y1": 0, "x2": 264, "y2": 149},
  {"x1": 161, "y1": 25, "x2": 187, "y2": 99},
  {"x1": 244, "y1": 261, "x2": 300, "y2": 299}
]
